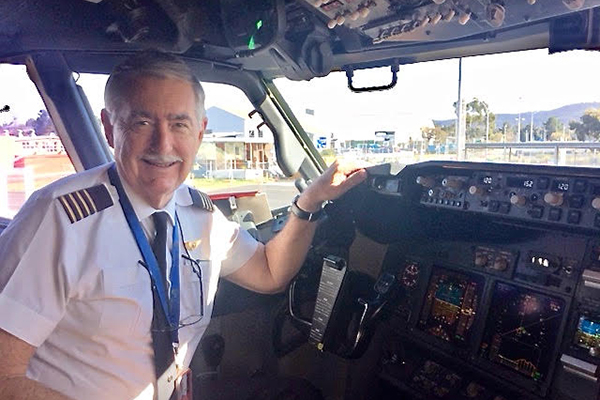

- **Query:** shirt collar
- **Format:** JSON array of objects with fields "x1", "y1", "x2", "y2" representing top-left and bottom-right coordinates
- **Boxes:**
[{"x1": 118, "y1": 173, "x2": 178, "y2": 225}]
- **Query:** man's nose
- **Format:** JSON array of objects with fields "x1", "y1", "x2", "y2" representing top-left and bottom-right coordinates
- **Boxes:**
[{"x1": 150, "y1": 122, "x2": 173, "y2": 153}]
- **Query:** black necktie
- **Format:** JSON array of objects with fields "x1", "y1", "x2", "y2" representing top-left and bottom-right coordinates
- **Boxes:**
[{"x1": 150, "y1": 212, "x2": 175, "y2": 383}]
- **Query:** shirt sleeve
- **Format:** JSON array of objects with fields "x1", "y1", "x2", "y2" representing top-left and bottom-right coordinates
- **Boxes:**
[
  {"x1": 210, "y1": 209, "x2": 259, "y2": 277},
  {"x1": 0, "y1": 191, "x2": 72, "y2": 347}
]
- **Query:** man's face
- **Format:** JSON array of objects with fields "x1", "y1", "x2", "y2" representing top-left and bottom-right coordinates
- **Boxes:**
[{"x1": 102, "y1": 75, "x2": 207, "y2": 208}]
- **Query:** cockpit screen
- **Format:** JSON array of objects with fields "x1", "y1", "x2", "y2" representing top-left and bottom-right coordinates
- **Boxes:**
[
  {"x1": 479, "y1": 282, "x2": 565, "y2": 382},
  {"x1": 574, "y1": 316, "x2": 600, "y2": 354},
  {"x1": 418, "y1": 268, "x2": 484, "y2": 346}
]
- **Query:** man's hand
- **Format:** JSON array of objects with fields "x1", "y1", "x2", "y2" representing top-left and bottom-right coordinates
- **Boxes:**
[{"x1": 296, "y1": 160, "x2": 368, "y2": 212}]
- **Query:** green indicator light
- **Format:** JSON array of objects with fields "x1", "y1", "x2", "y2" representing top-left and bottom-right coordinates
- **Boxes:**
[
  {"x1": 256, "y1": 20, "x2": 263, "y2": 30},
  {"x1": 248, "y1": 36, "x2": 256, "y2": 50}
]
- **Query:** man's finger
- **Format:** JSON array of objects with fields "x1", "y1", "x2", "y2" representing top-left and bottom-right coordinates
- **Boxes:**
[{"x1": 339, "y1": 169, "x2": 368, "y2": 190}]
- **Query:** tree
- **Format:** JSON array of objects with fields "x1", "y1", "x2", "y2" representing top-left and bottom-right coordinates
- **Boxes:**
[
  {"x1": 543, "y1": 117, "x2": 564, "y2": 140},
  {"x1": 454, "y1": 98, "x2": 496, "y2": 142},
  {"x1": 570, "y1": 108, "x2": 600, "y2": 141},
  {"x1": 422, "y1": 126, "x2": 450, "y2": 145},
  {"x1": 33, "y1": 109, "x2": 55, "y2": 135}
]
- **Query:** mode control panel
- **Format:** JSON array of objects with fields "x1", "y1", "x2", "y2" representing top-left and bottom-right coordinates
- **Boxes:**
[{"x1": 418, "y1": 171, "x2": 600, "y2": 230}]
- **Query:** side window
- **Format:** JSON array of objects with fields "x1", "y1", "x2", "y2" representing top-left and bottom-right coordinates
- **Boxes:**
[
  {"x1": 77, "y1": 74, "x2": 296, "y2": 211},
  {"x1": 0, "y1": 64, "x2": 75, "y2": 219}
]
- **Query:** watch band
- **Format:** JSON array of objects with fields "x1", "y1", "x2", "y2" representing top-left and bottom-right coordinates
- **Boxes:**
[{"x1": 290, "y1": 195, "x2": 323, "y2": 222}]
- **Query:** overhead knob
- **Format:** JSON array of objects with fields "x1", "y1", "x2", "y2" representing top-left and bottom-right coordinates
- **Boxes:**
[
  {"x1": 358, "y1": 7, "x2": 371, "y2": 18},
  {"x1": 468, "y1": 185, "x2": 485, "y2": 196},
  {"x1": 430, "y1": 13, "x2": 443, "y2": 24},
  {"x1": 349, "y1": 10, "x2": 360, "y2": 20},
  {"x1": 442, "y1": 177, "x2": 463, "y2": 189},
  {"x1": 493, "y1": 258, "x2": 508, "y2": 271},
  {"x1": 336, "y1": 15, "x2": 346, "y2": 25},
  {"x1": 444, "y1": 9, "x2": 456, "y2": 21},
  {"x1": 544, "y1": 192, "x2": 564, "y2": 207},
  {"x1": 510, "y1": 194, "x2": 527, "y2": 207},
  {"x1": 474, "y1": 253, "x2": 488, "y2": 267},
  {"x1": 416, "y1": 176, "x2": 435, "y2": 188},
  {"x1": 458, "y1": 12, "x2": 471, "y2": 25},
  {"x1": 592, "y1": 197, "x2": 600, "y2": 210},
  {"x1": 327, "y1": 19, "x2": 338, "y2": 29}
]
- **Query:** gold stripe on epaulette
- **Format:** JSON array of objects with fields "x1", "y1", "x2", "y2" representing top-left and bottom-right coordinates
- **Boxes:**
[
  {"x1": 82, "y1": 188, "x2": 97, "y2": 213},
  {"x1": 75, "y1": 190, "x2": 91, "y2": 216},
  {"x1": 67, "y1": 193, "x2": 84, "y2": 221},
  {"x1": 58, "y1": 195, "x2": 77, "y2": 223},
  {"x1": 200, "y1": 192, "x2": 213, "y2": 211}
]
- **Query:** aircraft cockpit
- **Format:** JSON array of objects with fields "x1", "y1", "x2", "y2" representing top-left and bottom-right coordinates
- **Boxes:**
[{"x1": 2, "y1": 1, "x2": 600, "y2": 400}]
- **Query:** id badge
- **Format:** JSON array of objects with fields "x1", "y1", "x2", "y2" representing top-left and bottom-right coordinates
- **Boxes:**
[{"x1": 174, "y1": 367, "x2": 193, "y2": 400}]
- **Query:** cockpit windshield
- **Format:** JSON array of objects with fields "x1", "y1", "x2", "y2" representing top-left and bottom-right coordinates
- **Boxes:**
[{"x1": 275, "y1": 49, "x2": 600, "y2": 170}]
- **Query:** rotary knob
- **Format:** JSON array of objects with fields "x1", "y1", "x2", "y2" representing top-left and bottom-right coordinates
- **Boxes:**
[
  {"x1": 544, "y1": 192, "x2": 564, "y2": 206},
  {"x1": 592, "y1": 197, "x2": 600, "y2": 210},
  {"x1": 468, "y1": 185, "x2": 485, "y2": 196},
  {"x1": 510, "y1": 194, "x2": 527, "y2": 207},
  {"x1": 442, "y1": 177, "x2": 463, "y2": 189}
]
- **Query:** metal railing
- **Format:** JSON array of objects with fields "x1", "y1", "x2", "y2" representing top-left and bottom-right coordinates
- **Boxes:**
[{"x1": 465, "y1": 142, "x2": 600, "y2": 166}]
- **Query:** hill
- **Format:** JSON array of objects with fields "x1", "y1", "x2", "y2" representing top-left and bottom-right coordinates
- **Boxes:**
[{"x1": 434, "y1": 102, "x2": 600, "y2": 129}]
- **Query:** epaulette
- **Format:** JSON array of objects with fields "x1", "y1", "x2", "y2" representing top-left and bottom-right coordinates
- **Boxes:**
[
  {"x1": 189, "y1": 187, "x2": 214, "y2": 212},
  {"x1": 57, "y1": 184, "x2": 113, "y2": 223}
]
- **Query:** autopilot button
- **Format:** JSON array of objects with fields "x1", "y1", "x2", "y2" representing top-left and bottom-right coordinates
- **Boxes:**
[
  {"x1": 569, "y1": 195, "x2": 585, "y2": 209},
  {"x1": 489, "y1": 200, "x2": 500, "y2": 212},
  {"x1": 548, "y1": 208, "x2": 562, "y2": 221},
  {"x1": 567, "y1": 210, "x2": 581, "y2": 224},
  {"x1": 530, "y1": 206, "x2": 544, "y2": 219}
]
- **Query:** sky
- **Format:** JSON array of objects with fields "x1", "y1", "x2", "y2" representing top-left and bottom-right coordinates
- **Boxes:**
[{"x1": 2, "y1": 49, "x2": 600, "y2": 138}]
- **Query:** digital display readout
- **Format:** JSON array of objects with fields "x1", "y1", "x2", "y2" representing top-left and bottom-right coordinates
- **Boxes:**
[
  {"x1": 418, "y1": 268, "x2": 484, "y2": 347},
  {"x1": 479, "y1": 283, "x2": 565, "y2": 382},
  {"x1": 551, "y1": 180, "x2": 570, "y2": 192},
  {"x1": 574, "y1": 316, "x2": 600, "y2": 354},
  {"x1": 506, "y1": 177, "x2": 535, "y2": 188}
]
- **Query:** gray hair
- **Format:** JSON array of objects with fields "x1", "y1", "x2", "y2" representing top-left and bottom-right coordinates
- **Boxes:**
[{"x1": 104, "y1": 50, "x2": 206, "y2": 123}]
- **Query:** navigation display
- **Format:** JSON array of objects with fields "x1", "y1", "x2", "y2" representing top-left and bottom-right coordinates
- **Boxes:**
[
  {"x1": 479, "y1": 283, "x2": 565, "y2": 382},
  {"x1": 418, "y1": 268, "x2": 484, "y2": 346},
  {"x1": 574, "y1": 316, "x2": 600, "y2": 354}
]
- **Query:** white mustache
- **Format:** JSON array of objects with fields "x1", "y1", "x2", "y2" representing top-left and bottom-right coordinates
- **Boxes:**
[{"x1": 141, "y1": 154, "x2": 182, "y2": 164}]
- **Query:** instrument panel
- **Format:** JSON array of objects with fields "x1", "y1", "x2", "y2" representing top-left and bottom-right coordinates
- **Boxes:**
[{"x1": 363, "y1": 161, "x2": 600, "y2": 400}]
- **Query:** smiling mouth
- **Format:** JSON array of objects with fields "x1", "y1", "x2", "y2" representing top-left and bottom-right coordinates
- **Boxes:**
[{"x1": 142, "y1": 159, "x2": 180, "y2": 168}]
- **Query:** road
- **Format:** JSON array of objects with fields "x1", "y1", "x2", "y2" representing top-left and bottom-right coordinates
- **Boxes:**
[{"x1": 206, "y1": 181, "x2": 298, "y2": 209}]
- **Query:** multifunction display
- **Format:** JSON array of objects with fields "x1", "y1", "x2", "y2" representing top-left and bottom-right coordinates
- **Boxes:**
[
  {"x1": 479, "y1": 283, "x2": 565, "y2": 382},
  {"x1": 574, "y1": 316, "x2": 600, "y2": 354},
  {"x1": 418, "y1": 268, "x2": 484, "y2": 346}
]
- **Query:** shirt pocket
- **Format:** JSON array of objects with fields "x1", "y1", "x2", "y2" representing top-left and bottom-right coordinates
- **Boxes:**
[
  {"x1": 179, "y1": 258, "x2": 210, "y2": 330},
  {"x1": 99, "y1": 266, "x2": 149, "y2": 337}
]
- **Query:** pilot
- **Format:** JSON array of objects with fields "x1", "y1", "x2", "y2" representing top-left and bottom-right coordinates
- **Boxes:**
[{"x1": 0, "y1": 51, "x2": 367, "y2": 400}]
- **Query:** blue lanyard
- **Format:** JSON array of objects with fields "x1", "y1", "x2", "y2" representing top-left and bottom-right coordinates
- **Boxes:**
[{"x1": 108, "y1": 164, "x2": 181, "y2": 346}]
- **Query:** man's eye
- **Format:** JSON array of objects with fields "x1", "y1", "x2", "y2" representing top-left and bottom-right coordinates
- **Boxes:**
[
  {"x1": 135, "y1": 120, "x2": 150, "y2": 126},
  {"x1": 173, "y1": 122, "x2": 189, "y2": 129}
]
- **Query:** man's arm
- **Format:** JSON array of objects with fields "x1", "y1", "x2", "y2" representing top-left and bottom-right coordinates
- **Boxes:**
[
  {"x1": 0, "y1": 329, "x2": 72, "y2": 400},
  {"x1": 226, "y1": 160, "x2": 367, "y2": 293}
]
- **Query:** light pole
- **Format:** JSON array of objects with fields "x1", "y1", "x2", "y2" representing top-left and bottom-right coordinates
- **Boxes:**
[{"x1": 481, "y1": 102, "x2": 490, "y2": 143}]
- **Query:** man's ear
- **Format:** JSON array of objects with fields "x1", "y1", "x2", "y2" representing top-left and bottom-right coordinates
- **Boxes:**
[
  {"x1": 101, "y1": 109, "x2": 115, "y2": 148},
  {"x1": 198, "y1": 116, "x2": 207, "y2": 142}
]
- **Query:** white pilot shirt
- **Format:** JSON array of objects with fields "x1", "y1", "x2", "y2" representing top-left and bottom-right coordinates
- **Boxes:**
[{"x1": 0, "y1": 163, "x2": 258, "y2": 400}]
